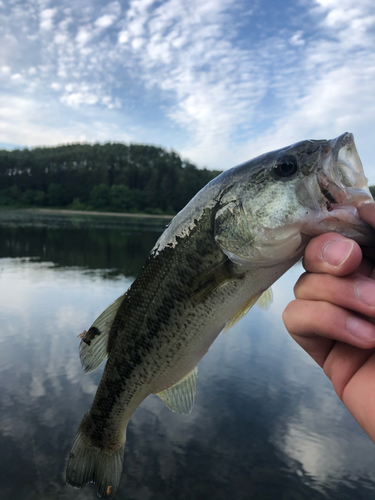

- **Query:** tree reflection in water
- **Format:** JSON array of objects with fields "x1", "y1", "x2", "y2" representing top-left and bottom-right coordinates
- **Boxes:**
[{"x1": 0, "y1": 209, "x2": 374, "y2": 500}]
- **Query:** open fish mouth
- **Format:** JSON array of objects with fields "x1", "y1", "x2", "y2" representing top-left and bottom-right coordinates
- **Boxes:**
[
  {"x1": 320, "y1": 185, "x2": 338, "y2": 212},
  {"x1": 319, "y1": 132, "x2": 372, "y2": 212},
  {"x1": 314, "y1": 132, "x2": 374, "y2": 244}
]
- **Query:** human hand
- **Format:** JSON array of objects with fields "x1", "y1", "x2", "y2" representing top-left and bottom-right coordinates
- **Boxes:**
[{"x1": 283, "y1": 203, "x2": 375, "y2": 442}]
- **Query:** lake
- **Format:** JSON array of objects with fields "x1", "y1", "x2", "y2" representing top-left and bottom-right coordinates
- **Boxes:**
[{"x1": 0, "y1": 208, "x2": 374, "y2": 500}]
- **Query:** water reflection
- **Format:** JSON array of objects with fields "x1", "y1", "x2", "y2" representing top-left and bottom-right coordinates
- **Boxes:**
[
  {"x1": 0, "y1": 209, "x2": 168, "y2": 277},
  {"x1": 0, "y1": 209, "x2": 374, "y2": 500}
]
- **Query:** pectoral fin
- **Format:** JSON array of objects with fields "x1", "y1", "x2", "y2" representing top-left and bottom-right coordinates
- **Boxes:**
[
  {"x1": 223, "y1": 293, "x2": 261, "y2": 333},
  {"x1": 157, "y1": 367, "x2": 198, "y2": 414},
  {"x1": 187, "y1": 260, "x2": 239, "y2": 306},
  {"x1": 79, "y1": 293, "x2": 125, "y2": 374},
  {"x1": 255, "y1": 287, "x2": 273, "y2": 310},
  {"x1": 223, "y1": 287, "x2": 273, "y2": 334}
]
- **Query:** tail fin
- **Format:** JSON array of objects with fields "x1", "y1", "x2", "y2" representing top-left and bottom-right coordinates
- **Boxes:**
[{"x1": 66, "y1": 428, "x2": 125, "y2": 499}]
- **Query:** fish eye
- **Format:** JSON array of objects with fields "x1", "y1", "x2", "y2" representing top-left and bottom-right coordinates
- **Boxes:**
[{"x1": 272, "y1": 156, "x2": 298, "y2": 179}]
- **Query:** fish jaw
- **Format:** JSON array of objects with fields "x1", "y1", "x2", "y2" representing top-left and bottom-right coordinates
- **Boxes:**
[
  {"x1": 305, "y1": 132, "x2": 374, "y2": 244},
  {"x1": 325, "y1": 132, "x2": 372, "y2": 204}
]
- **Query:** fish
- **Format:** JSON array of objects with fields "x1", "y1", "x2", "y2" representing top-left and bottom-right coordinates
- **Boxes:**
[{"x1": 66, "y1": 132, "x2": 374, "y2": 498}]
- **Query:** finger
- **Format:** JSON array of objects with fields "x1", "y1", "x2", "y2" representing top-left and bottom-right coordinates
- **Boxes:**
[
  {"x1": 294, "y1": 272, "x2": 375, "y2": 319},
  {"x1": 323, "y1": 341, "x2": 375, "y2": 400},
  {"x1": 283, "y1": 300, "x2": 335, "y2": 367},
  {"x1": 302, "y1": 233, "x2": 362, "y2": 276},
  {"x1": 336, "y1": 352, "x2": 375, "y2": 443},
  {"x1": 282, "y1": 299, "x2": 375, "y2": 367}
]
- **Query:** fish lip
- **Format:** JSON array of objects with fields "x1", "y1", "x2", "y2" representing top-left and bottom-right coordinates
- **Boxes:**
[
  {"x1": 312, "y1": 132, "x2": 374, "y2": 245},
  {"x1": 318, "y1": 132, "x2": 371, "y2": 212}
]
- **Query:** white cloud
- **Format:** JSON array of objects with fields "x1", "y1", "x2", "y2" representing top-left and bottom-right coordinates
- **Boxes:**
[
  {"x1": 54, "y1": 32, "x2": 68, "y2": 44},
  {"x1": 61, "y1": 91, "x2": 99, "y2": 107},
  {"x1": 75, "y1": 26, "x2": 93, "y2": 46},
  {"x1": 95, "y1": 14, "x2": 116, "y2": 29},
  {"x1": 118, "y1": 30, "x2": 129, "y2": 44},
  {"x1": 0, "y1": 95, "x2": 133, "y2": 147},
  {"x1": 114, "y1": 0, "x2": 268, "y2": 166},
  {"x1": 290, "y1": 31, "x2": 305, "y2": 46},
  {"x1": 0, "y1": 0, "x2": 373, "y2": 182},
  {"x1": 226, "y1": 0, "x2": 375, "y2": 179},
  {"x1": 40, "y1": 7, "x2": 57, "y2": 31}
]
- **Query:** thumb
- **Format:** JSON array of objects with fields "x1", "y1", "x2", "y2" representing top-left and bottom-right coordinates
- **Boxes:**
[{"x1": 302, "y1": 233, "x2": 362, "y2": 276}]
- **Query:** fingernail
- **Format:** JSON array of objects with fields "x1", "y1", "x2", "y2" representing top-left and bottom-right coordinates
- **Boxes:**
[
  {"x1": 321, "y1": 240, "x2": 354, "y2": 267},
  {"x1": 346, "y1": 316, "x2": 375, "y2": 342},
  {"x1": 356, "y1": 281, "x2": 375, "y2": 308}
]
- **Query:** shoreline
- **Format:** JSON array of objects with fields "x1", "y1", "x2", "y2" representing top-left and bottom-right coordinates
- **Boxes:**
[{"x1": 24, "y1": 208, "x2": 174, "y2": 220}]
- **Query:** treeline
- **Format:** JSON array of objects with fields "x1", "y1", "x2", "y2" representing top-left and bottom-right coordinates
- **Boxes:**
[{"x1": 0, "y1": 143, "x2": 221, "y2": 215}]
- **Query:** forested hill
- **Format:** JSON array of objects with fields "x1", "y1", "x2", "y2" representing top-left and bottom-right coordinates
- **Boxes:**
[{"x1": 0, "y1": 143, "x2": 222, "y2": 215}]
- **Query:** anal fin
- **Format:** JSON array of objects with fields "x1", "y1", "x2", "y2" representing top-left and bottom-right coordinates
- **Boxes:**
[{"x1": 157, "y1": 367, "x2": 198, "y2": 414}]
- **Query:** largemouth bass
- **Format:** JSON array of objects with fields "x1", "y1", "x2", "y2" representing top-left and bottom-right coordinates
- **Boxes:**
[{"x1": 66, "y1": 132, "x2": 374, "y2": 498}]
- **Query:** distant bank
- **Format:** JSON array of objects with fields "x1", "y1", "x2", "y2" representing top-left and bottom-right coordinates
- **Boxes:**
[
  {"x1": 26, "y1": 208, "x2": 174, "y2": 219},
  {"x1": 0, "y1": 143, "x2": 221, "y2": 215}
]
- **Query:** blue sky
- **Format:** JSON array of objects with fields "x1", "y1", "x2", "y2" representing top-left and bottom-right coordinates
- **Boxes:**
[{"x1": 1, "y1": 0, "x2": 374, "y2": 181}]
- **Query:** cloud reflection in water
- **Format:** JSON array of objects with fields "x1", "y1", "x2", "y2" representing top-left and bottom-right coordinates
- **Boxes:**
[{"x1": 0, "y1": 211, "x2": 374, "y2": 499}]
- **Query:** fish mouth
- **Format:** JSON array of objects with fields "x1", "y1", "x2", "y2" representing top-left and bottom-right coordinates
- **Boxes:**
[
  {"x1": 318, "y1": 180, "x2": 341, "y2": 212},
  {"x1": 318, "y1": 132, "x2": 372, "y2": 212},
  {"x1": 316, "y1": 132, "x2": 374, "y2": 244}
]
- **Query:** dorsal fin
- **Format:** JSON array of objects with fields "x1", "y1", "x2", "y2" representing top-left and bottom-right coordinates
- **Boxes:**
[
  {"x1": 156, "y1": 367, "x2": 198, "y2": 414},
  {"x1": 79, "y1": 293, "x2": 125, "y2": 374}
]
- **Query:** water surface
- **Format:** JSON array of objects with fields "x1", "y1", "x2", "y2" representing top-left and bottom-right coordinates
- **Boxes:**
[{"x1": 0, "y1": 209, "x2": 374, "y2": 500}]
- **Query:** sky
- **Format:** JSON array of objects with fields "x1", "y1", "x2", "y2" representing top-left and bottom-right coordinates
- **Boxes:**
[{"x1": 0, "y1": 0, "x2": 374, "y2": 181}]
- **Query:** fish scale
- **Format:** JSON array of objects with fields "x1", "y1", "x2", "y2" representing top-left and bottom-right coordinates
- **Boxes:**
[
  {"x1": 86, "y1": 209, "x2": 227, "y2": 438},
  {"x1": 66, "y1": 132, "x2": 374, "y2": 499}
]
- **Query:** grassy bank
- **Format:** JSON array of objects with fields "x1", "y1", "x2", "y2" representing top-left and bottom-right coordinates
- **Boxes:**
[{"x1": 23, "y1": 207, "x2": 174, "y2": 219}]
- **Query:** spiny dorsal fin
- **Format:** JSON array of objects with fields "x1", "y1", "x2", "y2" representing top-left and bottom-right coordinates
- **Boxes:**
[
  {"x1": 156, "y1": 367, "x2": 198, "y2": 414},
  {"x1": 256, "y1": 287, "x2": 273, "y2": 310},
  {"x1": 79, "y1": 293, "x2": 125, "y2": 374}
]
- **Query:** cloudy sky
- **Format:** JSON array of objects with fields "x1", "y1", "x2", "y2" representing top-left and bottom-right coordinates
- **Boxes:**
[{"x1": 1, "y1": 0, "x2": 374, "y2": 180}]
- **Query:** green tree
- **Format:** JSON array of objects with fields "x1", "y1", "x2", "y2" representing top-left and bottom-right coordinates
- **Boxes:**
[
  {"x1": 89, "y1": 184, "x2": 110, "y2": 209},
  {"x1": 21, "y1": 189, "x2": 45, "y2": 206},
  {"x1": 0, "y1": 186, "x2": 21, "y2": 205},
  {"x1": 109, "y1": 185, "x2": 134, "y2": 212},
  {"x1": 47, "y1": 183, "x2": 67, "y2": 206},
  {"x1": 0, "y1": 143, "x2": 221, "y2": 212}
]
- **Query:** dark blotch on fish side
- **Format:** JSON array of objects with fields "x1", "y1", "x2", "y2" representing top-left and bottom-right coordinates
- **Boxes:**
[{"x1": 81, "y1": 326, "x2": 102, "y2": 346}]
